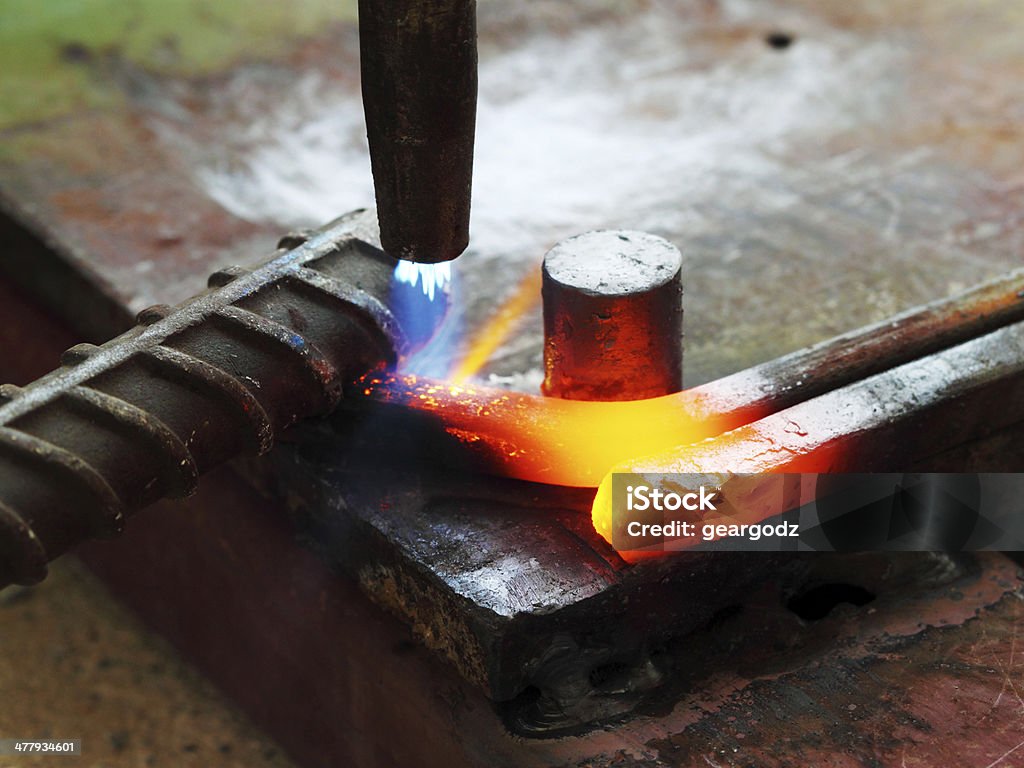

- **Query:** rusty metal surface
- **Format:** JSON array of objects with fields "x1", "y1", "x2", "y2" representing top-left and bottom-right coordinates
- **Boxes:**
[
  {"x1": 3, "y1": 0, "x2": 1024, "y2": 764},
  {"x1": 0, "y1": 211, "x2": 404, "y2": 587},
  {"x1": 243, "y1": 441, "x2": 780, "y2": 731},
  {"x1": 72, "y1": 469, "x2": 1024, "y2": 766},
  {"x1": 556, "y1": 552, "x2": 1024, "y2": 768},
  {"x1": 259, "y1": 311, "x2": 1024, "y2": 734},
  {"x1": 359, "y1": 0, "x2": 477, "y2": 263},
  {"x1": 3, "y1": 267, "x2": 1024, "y2": 763},
  {"x1": 1, "y1": 1, "x2": 1023, "y2": 383}
]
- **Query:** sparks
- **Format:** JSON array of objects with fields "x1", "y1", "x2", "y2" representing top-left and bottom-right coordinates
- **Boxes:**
[{"x1": 394, "y1": 260, "x2": 452, "y2": 302}]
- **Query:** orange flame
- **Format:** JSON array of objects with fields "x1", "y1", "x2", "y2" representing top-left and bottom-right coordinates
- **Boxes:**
[
  {"x1": 376, "y1": 265, "x2": 772, "y2": 560},
  {"x1": 449, "y1": 268, "x2": 542, "y2": 384}
]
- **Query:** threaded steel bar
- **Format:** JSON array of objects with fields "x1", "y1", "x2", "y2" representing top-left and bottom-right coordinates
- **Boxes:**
[{"x1": 0, "y1": 209, "x2": 407, "y2": 588}]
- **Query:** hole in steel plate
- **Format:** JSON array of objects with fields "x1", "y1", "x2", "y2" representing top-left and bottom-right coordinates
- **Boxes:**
[
  {"x1": 765, "y1": 31, "x2": 795, "y2": 50},
  {"x1": 786, "y1": 583, "x2": 876, "y2": 621}
]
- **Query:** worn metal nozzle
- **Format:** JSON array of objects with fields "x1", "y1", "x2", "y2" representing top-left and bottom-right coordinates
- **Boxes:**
[{"x1": 359, "y1": 0, "x2": 478, "y2": 264}]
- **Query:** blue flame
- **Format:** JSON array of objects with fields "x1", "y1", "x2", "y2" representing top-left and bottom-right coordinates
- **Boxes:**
[
  {"x1": 393, "y1": 260, "x2": 452, "y2": 302},
  {"x1": 388, "y1": 259, "x2": 459, "y2": 376}
]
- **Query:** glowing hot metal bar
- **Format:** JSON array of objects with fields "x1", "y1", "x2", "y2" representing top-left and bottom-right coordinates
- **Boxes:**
[
  {"x1": 363, "y1": 267, "x2": 1024, "y2": 489},
  {"x1": 362, "y1": 373, "x2": 728, "y2": 488},
  {"x1": 591, "y1": 315, "x2": 1024, "y2": 555}
]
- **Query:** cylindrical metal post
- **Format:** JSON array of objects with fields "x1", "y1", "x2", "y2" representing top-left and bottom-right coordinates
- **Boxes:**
[{"x1": 542, "y1": 230, "x2": 683, "y2": 401}]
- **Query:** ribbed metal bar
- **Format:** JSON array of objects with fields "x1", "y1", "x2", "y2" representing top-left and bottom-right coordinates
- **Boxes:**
[
  {"x1": 0, "y1": 427, "x2": 126, "y2": 538},
  {"x1": 293, "y1": 265, "x2": 408, "y2": 357},
  {"x1": 65, "y1": 385, "x2": 199, "y2": 498},
  {"x1": 0, "y1": 499, "x2": 47, "y2": 585},
  {"x1": 141, "y1": 346, "x2": 275, "y2": 456},
  {"x1": 0, "y1": 210, "x2": 407, "y2": 588},
  {"x1": 214, "y1": 304, "x2": 341, "y2": 412}
]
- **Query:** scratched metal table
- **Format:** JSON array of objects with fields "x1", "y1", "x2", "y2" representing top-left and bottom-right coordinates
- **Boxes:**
[{"x1": 2, "y1": 1, "x2": 1024, "y2": 766}]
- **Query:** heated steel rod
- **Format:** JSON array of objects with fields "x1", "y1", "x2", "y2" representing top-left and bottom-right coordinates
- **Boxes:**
[
  {"x1": 593, "y1": 314, "x2": 1024, "y2": 551},
  {"x1": 362, "y1": 268, "x2": 1024, "y2": 487},
  {"x1": 2, "y1": 234, "x2": 1021, "y2": 587}
]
